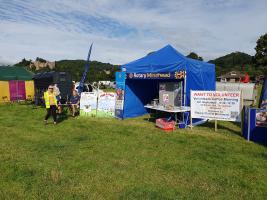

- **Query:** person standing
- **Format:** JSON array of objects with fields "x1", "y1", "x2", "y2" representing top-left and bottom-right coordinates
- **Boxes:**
[
  {"x1": 54, "y1": 84, "x2": 62, "y2": 114},
  {"x1": 44, "y1": 85, "x2": 58, "y2": 124},
  {"x1": 69, "y1": 90, "x2": 80, "y2": 117}
]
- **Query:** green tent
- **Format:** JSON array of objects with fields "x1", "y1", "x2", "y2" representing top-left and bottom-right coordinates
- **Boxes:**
[{"x1": 0, "y1": 66, "x2": 33, "y2": 80}]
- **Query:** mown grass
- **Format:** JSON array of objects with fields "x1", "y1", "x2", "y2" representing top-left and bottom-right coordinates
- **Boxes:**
[{"x1": 0, "y1": 104, "x2": 266, "y2": 199}]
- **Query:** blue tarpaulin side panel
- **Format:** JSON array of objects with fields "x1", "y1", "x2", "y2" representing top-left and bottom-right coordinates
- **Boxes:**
[
  {"x1": 123, "y1": 79, "x2": 158, "y2": 118},
  {"x1": 120, "y1": 44, "x2": 216, "y2": 119},
  {"x1": 185, "y1": 58, "x2": 216, "y2": 106}
]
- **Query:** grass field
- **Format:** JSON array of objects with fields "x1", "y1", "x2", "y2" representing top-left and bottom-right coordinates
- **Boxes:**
[{"x1": 0, "y1": 104, "x2": 266, "y2": 199}]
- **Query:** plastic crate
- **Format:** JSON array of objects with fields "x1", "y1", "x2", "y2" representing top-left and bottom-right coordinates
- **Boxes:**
[
  {"x1": 178, "y1": 122, "x2": 186, "y2": 129},
  {"x1": 156, "y1": 118, "x2": 176, "y2": 131}
]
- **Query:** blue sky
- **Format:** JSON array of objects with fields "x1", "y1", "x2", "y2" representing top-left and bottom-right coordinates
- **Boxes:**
[{"x1": 0, "y1": 0, "x2": 266, "y2": 65}]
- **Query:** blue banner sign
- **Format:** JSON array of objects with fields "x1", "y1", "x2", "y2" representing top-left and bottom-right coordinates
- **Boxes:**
[
  {"x1": 126, "y1": 71, "x2": 185, "y2": 80},
  {"x1": 115, "y1": 72, "x2": 126, "y2": 119}
]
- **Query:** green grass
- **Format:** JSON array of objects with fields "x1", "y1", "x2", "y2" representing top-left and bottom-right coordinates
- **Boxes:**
[
  {"x1": 102, "y1": 88, "x2": 116, "y2": 92},
  {"x1": 0, "y1": 104, "x2": 266, "y2": 199}
]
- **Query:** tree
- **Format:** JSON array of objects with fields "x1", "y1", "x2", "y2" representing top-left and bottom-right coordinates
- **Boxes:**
[
  {"x1": 208, "y1": 52, "x2": 252, "y2": 67},
  {"x1": 36, "y1": 57, "x2": 46, "y2": 63},
  {"x1": 186, "y1": 52, "x2": 203, "y2": 61},
  {"x1": 255, "y1": 33, "x2": 267, "y2": 67},
  {"x1": 147, "y1": 51, "x2": 155, "y2": 56},
  {"x1": 15, "y1": 58, "x2": 31, "y2": 67}
]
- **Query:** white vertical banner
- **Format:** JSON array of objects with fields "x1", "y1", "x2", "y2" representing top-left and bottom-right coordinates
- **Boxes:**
[{"x1": 191, "y1": 91, "x2": 241, "y2": 122}]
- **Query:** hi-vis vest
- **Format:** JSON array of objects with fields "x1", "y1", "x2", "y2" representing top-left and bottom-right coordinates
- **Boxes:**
[{"x1": 44, "y1": 91, "x2": 57, "y2": 108}]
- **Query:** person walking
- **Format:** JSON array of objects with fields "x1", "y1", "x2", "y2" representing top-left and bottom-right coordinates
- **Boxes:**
[{"x1": 44, "y1": 85, "x2": 58, "y2": 124}]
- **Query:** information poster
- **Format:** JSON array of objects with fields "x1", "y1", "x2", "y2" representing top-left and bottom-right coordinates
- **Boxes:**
[
  {"x1": 80, "y1": 92, "x2": 97, "y2": 117},
  {"x1": 115, "y1": 72, "x2": 126, "y2": 118},
  {"x1": 97, "y1": 92, "x2": 116, "y2": 117},
  {"x1": 191, "y1": 91, "x2": 241, "y2": 122},
  {"x1": 256, "y1": 108, "x2": 267, "y2": 127}
]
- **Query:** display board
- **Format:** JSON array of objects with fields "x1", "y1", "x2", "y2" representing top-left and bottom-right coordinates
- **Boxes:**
[
  {"x1": 191, "y1": 90, "x2": 241, "y2": 122},
  {"x1": 80, "y1": 92, "x2": 116, "y2": 117},
  {"x1": 80, "y1": 92, "x2": 97, "y2": 116},
  {"x1": 256, "y1": 108, "x2": 267, "y2": 127},
  {"x1": 159, "y1": 81, "x2": 183, "y2": 107},
  {"x1": 243, "y1": 107, "x2": 267, "y2": 145},
  {"x1": 115, "y1": 72, "x2": 126, "y2": 118},
  {"x1": 97, "y1": 92, "x2": 116, "y2": 117}
]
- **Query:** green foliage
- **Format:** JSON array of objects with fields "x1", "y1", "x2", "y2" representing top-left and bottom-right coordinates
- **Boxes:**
[
  {"x1": 14, "y1": 58, "x2": 33, "y2": 72},
  {"x1": 36, "y1": 57, "x2": 46, "y2": 63},
  {"x1": 147, "y1": 51, "x2": 155, "y2": 56},
  {"x1": 0, "y1": 104, "x2": 266, "y2": 199},
  {"x1": 14, "y1": 58, "x2": 119, "y2": 82},
  {"x1": 55, "y1": 60, "x2": 119, "y2": 82},
  {"x1": 186, "y1": 52, "x2": 203, "y2": 61},
  {"x1": 209, "y1": 52, "x2": 252, "y2": 67},
  {"x1": 14, "y1": 58, "x2": 31, "y2": 67},
  {"x1": 208, "y1": 51, "x2": 266, "y2": 78},
  {"x1": 255, "y1": 33, "x2": 267, "y2": 69}
]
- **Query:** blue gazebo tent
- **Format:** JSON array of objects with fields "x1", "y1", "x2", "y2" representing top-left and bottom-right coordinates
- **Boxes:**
[{"x1": 117, "y1": 45, "x2": 215, "y2": 119}]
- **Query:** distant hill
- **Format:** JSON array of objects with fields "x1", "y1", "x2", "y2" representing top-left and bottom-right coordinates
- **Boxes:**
[
  {"x1": 208, "y1": 52, "x2": 257, "y2": 77},
  {"x1": 55, "y1": 60, "x2": 119, "y2": 82},
  {"x1": 15, "y1": 58, "x2": 119, "y2": 82},
  {"x1": 208, "y1": 52, "x2": 252, "y2": 67}
]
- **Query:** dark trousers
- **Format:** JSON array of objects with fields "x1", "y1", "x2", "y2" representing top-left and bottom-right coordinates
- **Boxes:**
[{"x1": 45, "y1": 105, "x2": 57, "y2": 122}]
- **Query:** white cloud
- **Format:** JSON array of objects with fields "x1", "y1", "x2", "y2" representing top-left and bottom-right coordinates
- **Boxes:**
[{"x1": 0, "y1": 0, "x2": 266, "y2": 64}]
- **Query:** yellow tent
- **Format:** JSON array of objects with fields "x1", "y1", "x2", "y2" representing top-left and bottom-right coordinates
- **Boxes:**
[
  {"x1": 0, "y1": 81, "x2": 10, "y2": 103},
  {"x1": 0, "y1": 66, "x2": 34, "y2": 103},
  {"x1": 25, "y1": 81, "x2": 35, "y2": 100}
]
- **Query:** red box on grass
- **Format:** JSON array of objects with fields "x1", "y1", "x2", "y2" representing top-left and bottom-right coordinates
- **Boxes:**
[{"x1": 156, "y1": 118, "x2": 176, "y2": 131}]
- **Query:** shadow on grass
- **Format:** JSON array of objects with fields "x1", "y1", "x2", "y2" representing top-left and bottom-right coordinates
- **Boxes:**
[
  {"x1": 199, "y1": 121, "x2": 242, "y2": 136},
  {"x1": 144, "y1": 114, "x2": 242, "y2": 137},
  {"x1": 143, "y1": 112, "x2": 182, "y2": 123},
  {"x1": 56, "y1": 109, "x2": 70, "y2": 124}
]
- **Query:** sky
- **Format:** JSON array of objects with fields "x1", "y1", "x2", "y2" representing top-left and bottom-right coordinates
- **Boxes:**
[{"x1": 0, "y1": 0, "x2": 267, "y2": 65}]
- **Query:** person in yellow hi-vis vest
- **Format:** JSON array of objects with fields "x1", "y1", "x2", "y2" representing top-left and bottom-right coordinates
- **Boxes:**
[{"x1": 44, "y1": 85, "x2": 58, "y2": 125}]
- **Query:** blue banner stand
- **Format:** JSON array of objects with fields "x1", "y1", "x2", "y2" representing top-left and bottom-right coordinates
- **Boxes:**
[{"x1": 243, "y1": 107, "x2": 267, "y2": 146}]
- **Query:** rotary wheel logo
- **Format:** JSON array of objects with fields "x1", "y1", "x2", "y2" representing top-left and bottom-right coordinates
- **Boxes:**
[
  {"x1": 175, "y1": 71, "x2": 185, "y2": 79},
  {"x1": 129, "y1": 73, "x2": 134, "y2": 78}
]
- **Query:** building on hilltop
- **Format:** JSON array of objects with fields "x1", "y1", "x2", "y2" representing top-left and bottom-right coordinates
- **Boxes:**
[
  {"x1": 218, "y1": 71, "x2": 250, "y2": 83},
  {"x1": 29, "y1": 59, "x2": 55, "y2": 70}
]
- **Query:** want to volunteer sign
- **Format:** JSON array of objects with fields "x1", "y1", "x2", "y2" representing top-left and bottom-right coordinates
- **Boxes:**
[{"x1": 191, "y1": 91, "x2": 241, "y2": 122}]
